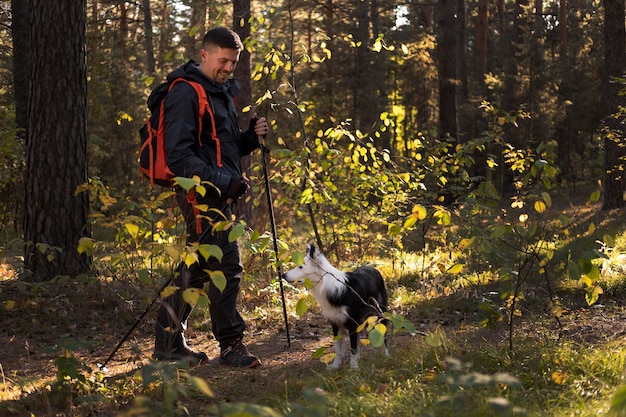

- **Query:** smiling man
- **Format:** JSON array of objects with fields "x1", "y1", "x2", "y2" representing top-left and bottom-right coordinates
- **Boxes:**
[{"x1": 151, "y1": 27, "x2": 268, "y2": 368}]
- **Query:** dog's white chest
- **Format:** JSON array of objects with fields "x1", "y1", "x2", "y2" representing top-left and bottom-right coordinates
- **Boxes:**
[{"x1": 313, "y1": 291, "x2": 348, "y2": 325}]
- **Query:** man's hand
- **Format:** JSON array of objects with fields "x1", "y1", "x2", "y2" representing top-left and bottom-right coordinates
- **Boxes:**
[
  {"x1": 225, "y1": 175, "x2": 250, "y2": 204},
  {"x1": 250, "y1": 113, "x2": 268, "y2": 140}
]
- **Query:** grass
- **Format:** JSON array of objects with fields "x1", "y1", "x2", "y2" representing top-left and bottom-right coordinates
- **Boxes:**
[
  {"x1": 2, "y1": 255, "x2": 626, "y2": 417},
  {"x1": 4, "y1": 196, "x2": 626, "y2": 416}
]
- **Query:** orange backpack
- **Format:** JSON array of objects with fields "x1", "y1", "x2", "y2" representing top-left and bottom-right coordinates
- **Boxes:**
[{"x1": 139, "y1": 77, "x2": 222, "y2": 187}]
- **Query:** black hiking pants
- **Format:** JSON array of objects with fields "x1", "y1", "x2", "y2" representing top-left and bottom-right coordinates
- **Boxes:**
[{"x1": 154, "y1": 190, "x2": 246, "y2": 355}]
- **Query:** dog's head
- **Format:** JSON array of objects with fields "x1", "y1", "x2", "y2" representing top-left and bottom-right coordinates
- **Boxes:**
[{"x1": 283, "y1": 243, "x2": 325, "y2": 285}]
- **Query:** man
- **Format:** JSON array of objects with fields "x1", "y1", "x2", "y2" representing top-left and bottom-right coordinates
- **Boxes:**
[{"x1": 152, "y1": 27, "x2": 267, "y2": 368}]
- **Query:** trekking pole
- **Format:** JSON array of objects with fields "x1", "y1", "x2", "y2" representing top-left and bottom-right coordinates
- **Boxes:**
[
  {"x1": 98, "y1": 277, "x2": 172, "y2": 370},
  {"x1": 259, "y1": 133, "x2": 291, "y2": 347}
]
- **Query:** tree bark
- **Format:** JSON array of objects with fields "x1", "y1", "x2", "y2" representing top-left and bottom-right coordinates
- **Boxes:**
[
  {"x1": 602, "y1": 0, "x2": 626, "y2": 209},
  {"x1": 233, "y1": 0, "x2": 255, "y2": 225},
  {"x1": 437, "y1": 0, "x2": 458, "y2": 139},
  {"x1": 142, "y1": 0, "x2": 156, "y2": 75},
  {"x1": 475, "y1": 0, "x2": 488, "y2": 99},
  {"x1": 24, "y1": 0, "x2": 91, "y2": 280},
  {"x1": 11, "y1": 0, "x2": 30, "y2": 143}
]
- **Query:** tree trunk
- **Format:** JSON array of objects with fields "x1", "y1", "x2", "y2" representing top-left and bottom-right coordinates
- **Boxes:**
[
  {"x1": 437, "y1": 0, "x2": 458, "y2": 139},
  {"x1": 456, "y1": 0, "x2": 469, "y2": 143},
  {"x1": 602, "y1": 0, "x2": 626, "y2": 209},
  {"x1": 183, "y1": 0, "x2": 208, "y2": 61},
  {"x1": 24, "y1": 0, "x2": 91, "y2": 280},
  {"x1": 475, "y1": 0, "x2": 488, "y2": 99},
  {"x1": 142, "y1": 0, "x2": 156, "y2": 75},
  {"x1": 232, "y1": 0, "x2": 255, "y2": 225},
  {"x1": 11, "y1": 0, "x2": 30, "y2": 143}
]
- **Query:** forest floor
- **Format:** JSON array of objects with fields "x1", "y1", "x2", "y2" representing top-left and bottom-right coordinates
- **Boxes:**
[{"x1": 2, "y1": 196, "x2": 626, "y2": 416}]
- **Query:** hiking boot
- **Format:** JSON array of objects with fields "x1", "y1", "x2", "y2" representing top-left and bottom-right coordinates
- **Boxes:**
[
  {"x1": 220, "y1": 339, "x2": 261, "y2": 368},
  {"x1": 152, "y1": 347, "x2": 208, "y2": 366}
]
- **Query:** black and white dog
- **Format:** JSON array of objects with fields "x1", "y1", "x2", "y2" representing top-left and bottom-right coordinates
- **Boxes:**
[{"x1": 283, "y1": 244, "x2": 389, "y2": 369}]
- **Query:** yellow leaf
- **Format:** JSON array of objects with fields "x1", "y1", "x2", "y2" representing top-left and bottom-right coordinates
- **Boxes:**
[
  {"x1": 586, "y1": 223, "x2": 596, "y2": 235},
  {"x1": 552, "y1": 370, "x2": 569, "y2": 385},
  {"x1": 458, "y1": 238, "x2": 472, "y2": 250},
  {"x1": 3, "y1": 300, "x2": 16, "y2": 311},
  {"x1": 374, "y1": 323, "x2": 387, "y2": 336},
  {"x1": 412, "y1": 204, "x2": 427, "y2": 220},
  {"x1": 183, "y1": 288, "x2": 201, "y2": 307},
  {"x1": 125, "y1": 223, "x2": 139, "y2": 239},
  {"x1": 160, "y1": 285, "x2": 179, "y2": 298},
  {"x1": 185, "y1": 252, "x2": 199, "y2": 267},
  {"x1": 534, "y1": 200, "x2": 547, "y2": 213},
  {"x1": 320, "y1": 353, "x2": 336, "y2": 365},
  {"x1": 187, "y1": 375, "x2": 214, "y2": 398}
]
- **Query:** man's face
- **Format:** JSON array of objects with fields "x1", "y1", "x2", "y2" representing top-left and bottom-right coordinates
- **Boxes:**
[{"x1": 199, "y1": 45, "x2": 240, "y2": 84}]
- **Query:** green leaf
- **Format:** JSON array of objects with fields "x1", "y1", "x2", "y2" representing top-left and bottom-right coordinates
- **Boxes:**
[
  {"x1": 610, "y1": 385, "x2": 626, "y2": 415},
  {"x1": 228, "y1": 223, "x2": 245, "y2": 242},
  {"x1": 207, "y1": 270, "x2": 226, "y2": 293},
  {"x1": 77, "y1": 237, "x2": 95, "y2": 255},
  {"x1": 368, "y1": 325, "x2": 386, "y2": 347},
  {"x1": 567, "y1": 261, "x2": 581, "y2": 280},
  {"x1": 589, "y1": 189, "x2": 601, "y2": 203},
  {"x1": 448, "y1": 263, "x2": 464, "y2": 274},
  {"x1": 490, "y1": 225, "x2": 509, "y2": 239},
  {"x1": 311, "y1": 346, "x2": 327, "y2": 359},
  {"x1": 296, "y1": 297, "x2": 308, "y2": 317},
  {"x1": 604, "y1": 234, "x2": 615, "y2": 247},
  {"x1": 425, "y1": 331, "x2": 446, "y2": 348},
  {"x1": 291, "y1": 250, "x2": 305, "y2": 266},
  {"x1": 173, "y1": 176, "x2": 198, "y2": 191},
  {"x1": 198, "y1": 244, "x2": 223, "y2": 262}
]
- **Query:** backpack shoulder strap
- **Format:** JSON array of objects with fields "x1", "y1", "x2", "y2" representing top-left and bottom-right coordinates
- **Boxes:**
[
  {"x1": 168, "y1": 77, "x2": 222, "y2": 168},
  {"x1": 167, "y1": 78, "x2": 208, "y2": 126}
]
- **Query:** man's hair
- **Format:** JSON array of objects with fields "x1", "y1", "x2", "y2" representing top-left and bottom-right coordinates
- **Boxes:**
[{"x1": 202, "y1": 27, "x2": 243, "y2": 52}]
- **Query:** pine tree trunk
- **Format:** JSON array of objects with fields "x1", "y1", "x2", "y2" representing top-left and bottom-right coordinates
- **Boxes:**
[
  {"x1": 437, "y1": 0, "x2": 458, "y2": 139},
  {"x1": 24, "y1": 0, "x2": 91, "y2": 280},
  {"x1": 11, "y1": 0, "x2": 29, "y2": 143},
  {"x1": 142, "y1": 0, "x2": 156, "y2": 75},
  {"x1": 232, "y1": 0, "x2": 255, "y2": 225},
  {"x1": 602, "y1": 0, "x2": 626, "y2": 209}
]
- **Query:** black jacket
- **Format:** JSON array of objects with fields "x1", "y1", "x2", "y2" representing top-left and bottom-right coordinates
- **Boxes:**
[{"x1": 163, "y1": 61, "x2": 259, "y2": 203}]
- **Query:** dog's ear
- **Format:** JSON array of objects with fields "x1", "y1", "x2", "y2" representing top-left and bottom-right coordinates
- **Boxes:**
[{"x1": 309, "y1": 243, "x2": 316, "y2": 259}]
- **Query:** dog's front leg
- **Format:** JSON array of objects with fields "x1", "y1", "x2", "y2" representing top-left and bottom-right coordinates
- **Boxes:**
[
  {"x1": 328, "y1": 323, "x2": 344, "y2": 370},
  {"x1": 348, "y1": 329, "x2": 360, "y2": 369}
]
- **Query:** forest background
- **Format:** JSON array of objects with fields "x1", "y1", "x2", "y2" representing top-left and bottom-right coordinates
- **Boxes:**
[{"x1": 3, "y1": 0, "x2": 626, "y2": 416}]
